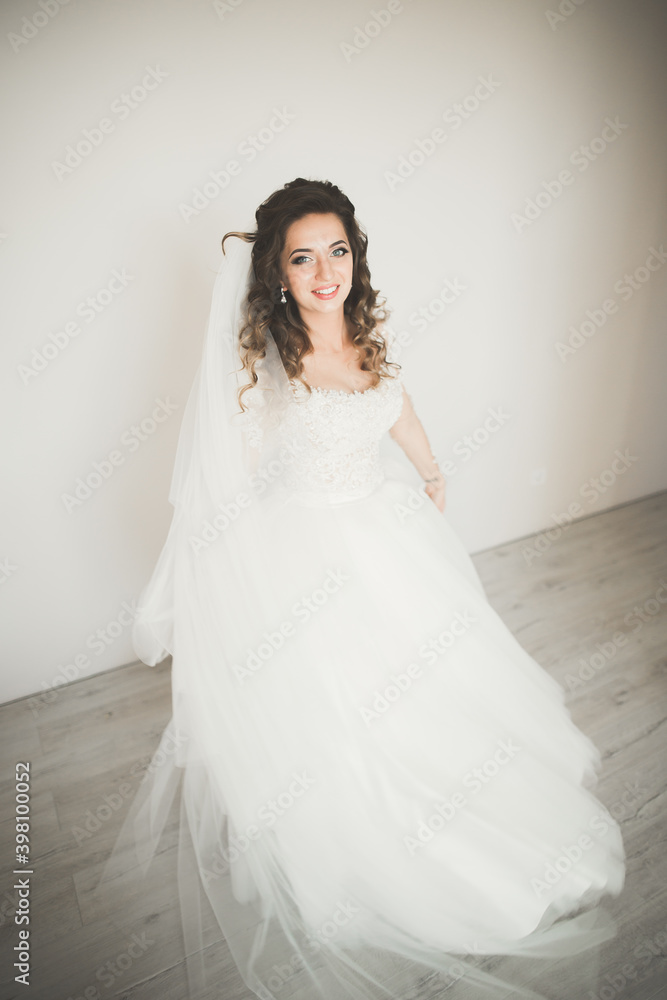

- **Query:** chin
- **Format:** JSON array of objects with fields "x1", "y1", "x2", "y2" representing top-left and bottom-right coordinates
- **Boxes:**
[{"x1": 311, "y1": 298, "x2": 346, "y2": 311}]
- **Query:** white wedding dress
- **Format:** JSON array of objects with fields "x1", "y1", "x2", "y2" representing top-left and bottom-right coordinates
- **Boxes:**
[{"x1": 100, "y1": 358, "x2": 625, "y2": 1000}]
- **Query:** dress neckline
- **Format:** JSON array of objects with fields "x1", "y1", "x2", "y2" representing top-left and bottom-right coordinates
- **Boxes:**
[
  {"x1": 290, "y1": 378, "x2": 394, "y2": 398},
  {"x1": 309, "y1": 383, "x2": 373, "y2": 397}
]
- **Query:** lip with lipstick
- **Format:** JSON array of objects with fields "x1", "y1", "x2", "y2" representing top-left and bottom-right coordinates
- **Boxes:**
[{"x1": 312, "y1": 284, "x2": 340, "y2": 300}]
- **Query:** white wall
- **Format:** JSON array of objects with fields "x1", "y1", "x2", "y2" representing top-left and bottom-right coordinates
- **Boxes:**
[{"x1": 2, "y1": 0, "x2": 666, "y2": 704}]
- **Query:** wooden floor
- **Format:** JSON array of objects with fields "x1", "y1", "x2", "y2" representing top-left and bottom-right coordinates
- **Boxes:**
[{"x1": 1, "y1": 492, "x2": 666, "y2": 1000}]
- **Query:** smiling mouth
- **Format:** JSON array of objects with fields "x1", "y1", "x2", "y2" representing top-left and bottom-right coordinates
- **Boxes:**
[{"x1": 312, "y1": 285, "x2": 340, "y2": 298}]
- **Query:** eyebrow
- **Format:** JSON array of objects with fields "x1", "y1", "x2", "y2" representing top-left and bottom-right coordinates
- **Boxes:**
[{"x1": 289, "y1": 239, "x2": 348, "y2": 259}]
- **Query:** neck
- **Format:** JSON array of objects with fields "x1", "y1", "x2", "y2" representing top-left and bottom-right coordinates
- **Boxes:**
[{"x1": 303, "y1": 309, "x2": 350, "y2": 353}]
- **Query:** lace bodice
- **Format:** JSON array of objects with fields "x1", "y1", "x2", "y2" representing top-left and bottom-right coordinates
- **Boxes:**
[{"x1": 277, "y1": 375, "x2": 404, "y2": 503}]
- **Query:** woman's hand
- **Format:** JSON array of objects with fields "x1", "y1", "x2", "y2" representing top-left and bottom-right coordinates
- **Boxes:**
[{"x1": 424, "y1": 472, "x2": 446, "y2": 513}]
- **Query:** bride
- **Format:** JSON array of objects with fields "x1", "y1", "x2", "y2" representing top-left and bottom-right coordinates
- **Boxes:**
[{"x1": 98, "y1": 178, "x2": 625, "y2": 1000}]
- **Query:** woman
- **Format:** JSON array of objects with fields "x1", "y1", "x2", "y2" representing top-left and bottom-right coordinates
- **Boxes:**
[{"x1": 100, "y1": 178, "x2": 625, "y2": 1000}]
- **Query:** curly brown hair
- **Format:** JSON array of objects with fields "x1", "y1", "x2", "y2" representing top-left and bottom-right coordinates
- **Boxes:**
[{"x1": 221, "y1": 178, "x2": 398, "y2": 410}]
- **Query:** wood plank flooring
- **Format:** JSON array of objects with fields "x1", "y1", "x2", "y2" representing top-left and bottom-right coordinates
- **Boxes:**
[{"x1": 1, "y1": 492, "x2": 666, "y2": 1000}]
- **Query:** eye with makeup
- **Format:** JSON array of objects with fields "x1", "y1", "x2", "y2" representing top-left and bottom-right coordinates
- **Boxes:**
[{"x1": 291, "y1": 247, "x2": 350, "y2": 266}]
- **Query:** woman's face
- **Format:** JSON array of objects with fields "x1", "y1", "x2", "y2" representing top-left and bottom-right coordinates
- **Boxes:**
[{"x1": 279, "y1": 212, "x2": 354, "y2": 322}]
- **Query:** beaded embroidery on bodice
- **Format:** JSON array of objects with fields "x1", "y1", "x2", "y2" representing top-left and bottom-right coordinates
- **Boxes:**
[{"x1": 278, "y1": 376, "x2": 404, "y2": 502}]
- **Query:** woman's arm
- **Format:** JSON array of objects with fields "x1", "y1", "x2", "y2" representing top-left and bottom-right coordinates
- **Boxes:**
[{"x1": 389, "y1": 386, "x2": 446, "y2": 512}]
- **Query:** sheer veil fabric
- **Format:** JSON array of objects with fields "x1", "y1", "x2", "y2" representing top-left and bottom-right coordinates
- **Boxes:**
[{"x1": 94, "y1": 234, "x2": 625, "y2": 1000}]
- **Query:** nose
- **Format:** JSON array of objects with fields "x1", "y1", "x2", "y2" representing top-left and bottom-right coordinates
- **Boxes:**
[{"x1": 316, "y1": 254, "x2": 334, "y2": 282}]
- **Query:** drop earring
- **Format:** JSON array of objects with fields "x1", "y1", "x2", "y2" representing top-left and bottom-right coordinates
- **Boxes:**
[{"x1": 280, "y1": 287, "x2": 287, "y2": 304}]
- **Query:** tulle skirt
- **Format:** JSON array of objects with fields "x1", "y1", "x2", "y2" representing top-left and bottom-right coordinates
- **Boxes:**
[{"x1": 96, "y1": 474, "x2": 625, "y2": 1000}]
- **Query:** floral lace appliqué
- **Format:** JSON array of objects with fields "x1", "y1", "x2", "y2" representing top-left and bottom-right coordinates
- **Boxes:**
[{"x1": 279, "y1": 375, "x2": 404, "y2": 500}]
